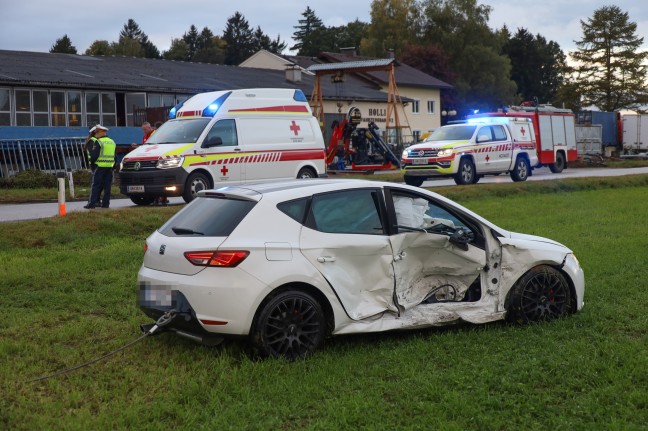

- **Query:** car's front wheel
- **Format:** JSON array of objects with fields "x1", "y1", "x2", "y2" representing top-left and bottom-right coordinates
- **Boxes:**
[
  {"x1": 183, "y1": 172, "x2": 210, "y2": 203},
  {"x1": 404, "y1": 175, "x2": 424, "y2": 187},
  {"x1": 297, "y1": 167, "x2": 316, "y2": 179},
  {"x1": 454, "y1": 158, "x2": 476, "y2": 185},
  {"x1": 506, "y1": 265, "x2": 572, "y2": 324},
  {"x1": 129, "y1": 195, "x2": 156, "y2": 206},
  {"x1": 251, "y1": 290, "x2": 325, "y2": 360}
]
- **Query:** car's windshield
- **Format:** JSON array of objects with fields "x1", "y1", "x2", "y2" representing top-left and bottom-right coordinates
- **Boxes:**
[
  {"x1": 146, "y1": 118, "x2": 211, "y2": 144},
  {"x1": 426, "y1": 125, "x2": 477, "y2": 141}
]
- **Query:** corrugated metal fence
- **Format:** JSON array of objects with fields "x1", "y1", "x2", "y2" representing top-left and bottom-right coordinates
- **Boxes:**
[{"x1": 0, "y1": 137, "x2": 89, "y2": 178}]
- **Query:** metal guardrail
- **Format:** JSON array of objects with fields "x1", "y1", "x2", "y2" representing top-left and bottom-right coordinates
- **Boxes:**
[{"x1": 0, "y1": 137, "x2": 89, "y2": 178}]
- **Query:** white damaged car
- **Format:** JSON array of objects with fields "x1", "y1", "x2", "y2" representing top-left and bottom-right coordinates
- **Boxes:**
[{"x1": 138, "y1": 179, "x2": 584, "y2": 359}]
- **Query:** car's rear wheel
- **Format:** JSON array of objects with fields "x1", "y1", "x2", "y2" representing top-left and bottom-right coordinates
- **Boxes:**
[
  {"x1": 183, "y1": 172, "x2": 210, "y2": 203},
  {"x1": 297, "y1": 167, "x2": 316, "y2": 179},
  {"x1": 129, "y1": 195, "x2": 156, "y2": 206},
  {"x1": 506, "y1": 265, "x2": 572, "y2": 324},
  {"x1": 404, "y1": 175, "x2": 424, "y2": 187},
  {"x1": 510, "y1": 157, "x2": 530, "y2": 182},
  {"x1": 252, "y1": 290, "x2": 325, "y2": 360}
]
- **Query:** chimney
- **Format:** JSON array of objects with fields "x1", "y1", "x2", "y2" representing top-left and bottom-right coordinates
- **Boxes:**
[
  {"x1": 340, "y1": 47, "x2": 357, "y2": 57},
  {"x1": 386, "y1": 49, "x2": 395, "y2": 59},
  {"x1": 285, "y1": 65, "x2": 302, "y2": 83}
]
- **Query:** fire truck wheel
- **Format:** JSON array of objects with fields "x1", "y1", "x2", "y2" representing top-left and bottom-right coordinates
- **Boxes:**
[
  {"x1": 454, "y1": 158, "x2": 475, "y2": 185},
  {"x1": 549, "y1": 152, "x2": 566, "y2": 173},
  {"x1": 129, "y1": 195, "x2": 156, "y2": 206},
  {"x1": 183, "y1": 172, "x2": 210, "y2": 203},
  {"x1": 404, "y1": 175, "x2": 424, "y2": 187},
  {"x1": 297, "y1": 167, "x2": 316, "y2": 179},
  {"x1": 511, "y1": 157, "x2": 530, "y2": 182}
]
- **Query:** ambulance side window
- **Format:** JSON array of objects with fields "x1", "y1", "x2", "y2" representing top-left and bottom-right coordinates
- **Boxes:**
[
  {"x1": 492, "y1": 125, "x2": 507, "y2": 141},
  {"x1": 204, "y1": 119, "x2": 238, "y2": 148}
]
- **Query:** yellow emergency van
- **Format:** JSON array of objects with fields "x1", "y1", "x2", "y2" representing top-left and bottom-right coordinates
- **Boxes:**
[{"x1": 119, "y1": 88, "x2": 327, "y2": 204}]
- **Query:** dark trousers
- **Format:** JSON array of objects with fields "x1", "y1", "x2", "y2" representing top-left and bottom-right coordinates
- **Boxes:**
[{"x1": 89, "y1": 167, "x2": 113, "y2": 207}]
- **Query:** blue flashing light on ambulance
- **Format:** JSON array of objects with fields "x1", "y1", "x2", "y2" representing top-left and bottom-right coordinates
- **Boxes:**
[{"x1": 119, "y1": 88, "x2": 327, "y2": 205}]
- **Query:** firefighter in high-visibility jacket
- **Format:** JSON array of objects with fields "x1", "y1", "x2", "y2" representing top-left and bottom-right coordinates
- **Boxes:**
[{"x1": 84, "y1": 125, "x2": 116, "y2": 209}]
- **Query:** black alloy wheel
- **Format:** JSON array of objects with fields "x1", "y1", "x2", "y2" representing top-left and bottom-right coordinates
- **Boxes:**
[
  {"x1": 506, "y1": 265, "x2": 572, "y2": 324},
  {"x1": 252, "y1": 291, "x2": 325, "y2": 360}
]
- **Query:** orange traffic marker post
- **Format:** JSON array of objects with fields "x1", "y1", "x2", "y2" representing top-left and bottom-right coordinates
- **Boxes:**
[{"x1": 57, "y1": 172, "x2": 66, "y2": 217}]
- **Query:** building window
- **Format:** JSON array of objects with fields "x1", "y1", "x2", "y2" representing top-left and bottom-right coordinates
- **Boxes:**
[
  {"x1": 125, "y1": 93, "x2": 146, "y2": 126},
  {"x1": 0, "y1": 88, "x2": 10, "y2": 125},
  {"x1": 15, "y1": 89, "x2": 31, "y2": 126},
  {"x1": 33, "y1": 90, "x2": 49, "y2": 126},
  {"x1": 86, "y1": 92, "x2": 117, "y2": 127},
  {"x1": 427, "y1": 100, "x2": 435, "y2": 114},
  {"x1": 101, "y1": 93, "x2": 116, "y2": 127},
  {"x1": 413, "y1": 130, "x2": 421, "y2": 142},
  {"x1": 412, "y1": 100, "x2": 420, "y2": 114},
  {"x1": 68, "y1": 91, "x2": 82, "y2": 127},
  {"x1": 51, "y1": 91, "x2": 66, "y2": 126}
]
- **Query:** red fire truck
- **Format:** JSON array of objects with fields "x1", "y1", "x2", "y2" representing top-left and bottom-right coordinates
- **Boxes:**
[{"x1": 470, "y1": 105, "x2": 578, "y2": 173}]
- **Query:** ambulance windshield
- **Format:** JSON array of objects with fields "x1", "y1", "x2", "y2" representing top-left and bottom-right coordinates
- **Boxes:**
[
  {"x1": 146, "y1": 118, "x2": 211, "y2": 144},
  {"x1": 427, "y1": 125, "x2": 477, "y2": 141}
]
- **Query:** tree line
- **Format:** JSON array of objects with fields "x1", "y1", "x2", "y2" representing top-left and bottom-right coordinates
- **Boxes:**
[{"x1": 49, "y1": 2, "x2": 648, "y2": 116}]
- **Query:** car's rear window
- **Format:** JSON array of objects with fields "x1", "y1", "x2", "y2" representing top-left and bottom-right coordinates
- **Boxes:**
[{"x1": 158, "y1": 197, "x2": 256, "y2": 237}]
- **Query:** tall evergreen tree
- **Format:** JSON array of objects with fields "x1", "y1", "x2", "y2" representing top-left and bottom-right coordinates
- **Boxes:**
[
  {"x1": 50, "y1": 35, "x2": 77, "y2": 54},
  {"x1": 222, "y1": 12, "x2": 255, "y2": 65},
  {"x1": 569, "y1": 5, "x2": 648, "y2": 111},
  {"x1": 502, "y1": 28, "x2": 566, "y2": 104},
  {"x1": 183, "y1": 25, "x2": 200, "y2": 61},
  {"x1": 291, "y1": 6, "x2": 323, "y2": 55},
  {"x1": 115, "y1": 19, "x2": 160, "y2": 58}
]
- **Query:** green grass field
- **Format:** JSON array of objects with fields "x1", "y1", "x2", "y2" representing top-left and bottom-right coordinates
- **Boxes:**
[{"x1": 2, "y1": 177, "x2": 648, "y2": 430}]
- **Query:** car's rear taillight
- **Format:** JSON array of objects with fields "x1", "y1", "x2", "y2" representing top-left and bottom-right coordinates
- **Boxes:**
[{"x1": 184, "y1": 250, "x2": 249, "y2": 267}]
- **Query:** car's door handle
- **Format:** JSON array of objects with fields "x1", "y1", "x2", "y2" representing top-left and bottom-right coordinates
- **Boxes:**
[
  {"x1": 393, "y1": 251, "x2": 406, "y2": 261},
  {"x1": 317, "y1": 256, "x2": 336, "y2": 263}
]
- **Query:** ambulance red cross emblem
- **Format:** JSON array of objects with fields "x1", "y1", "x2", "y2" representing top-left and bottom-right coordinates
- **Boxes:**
[
  {"x1": 289, "y1": 120, "x2": 301, "y2": 136},
  {"x1": 221, "y1": 165, "x2": 228, "y2": 176},
  {"x1": 520, "y1": 127, "x2": 526, "y2": 136}
]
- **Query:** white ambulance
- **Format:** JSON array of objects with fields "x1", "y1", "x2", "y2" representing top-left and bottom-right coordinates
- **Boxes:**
[{"x1": 119, "y1": 88, "x2": 327, "y2": 204}]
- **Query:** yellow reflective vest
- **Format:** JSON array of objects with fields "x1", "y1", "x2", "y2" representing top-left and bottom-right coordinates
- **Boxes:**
[{"x1": 95, "y1": 136, "x2": 116, "y2": 168}]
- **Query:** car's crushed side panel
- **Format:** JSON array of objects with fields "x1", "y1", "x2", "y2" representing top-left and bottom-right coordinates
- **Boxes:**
[{"x1": 390, "y1": 233, "x2": 485, "y2": 311}]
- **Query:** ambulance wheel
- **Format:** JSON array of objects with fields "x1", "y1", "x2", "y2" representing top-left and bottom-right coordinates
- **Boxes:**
[
  {"x1": 549, "y1": 152, "x2": 566, "y2": 173},
  {"x1": 454, "y1": 158, "x2": 476, "y2": 185},
  {"x1": 404, "y1": 175, "x2": 424, "y2": 187},
  {"x1": 297, "y1": 167, "x2": 316, "y2": 179},
  {"x1": 183, "y1": 172, "x2": 210, "y2": 203},
  {"x1": 129, "y1": 195, "x2": 156, "y2": 206},
  {"x1": 511, "y1": 157, "x2": 530, "y2": 182}
]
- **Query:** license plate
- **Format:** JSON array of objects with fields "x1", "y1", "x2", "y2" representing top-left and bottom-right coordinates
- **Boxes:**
[
  {"x1": 139, "y1": 284, "x2": 173, "y2": 307},
  {"x1": 412, "y1": 158, "x2": 429, "y2": 165},
  {"x1": 128, "y1": 185, "x2": 145, "y2": 193}
]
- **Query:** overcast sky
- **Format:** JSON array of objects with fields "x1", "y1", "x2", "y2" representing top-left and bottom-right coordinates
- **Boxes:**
[{"x1": 1, "y1": 0, "x2": 647, "y2": 56}]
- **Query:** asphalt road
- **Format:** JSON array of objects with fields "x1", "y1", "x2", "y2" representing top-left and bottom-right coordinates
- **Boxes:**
[{"x1": 2, "y1": 166, "x2": 648, "y2": 223}]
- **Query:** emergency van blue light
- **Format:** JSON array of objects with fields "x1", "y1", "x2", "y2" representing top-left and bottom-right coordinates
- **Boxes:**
[
  {"x1": 202, "y1": 92, "x2": 232, "y2": 117},
  {"x1": 168, "y1": 100, "x2": 186, "y2": 119},
  {"x1": 473, "y1": 109, "x2": 480, "y2": 114},
  {"x1": 293, "y1": 90, "x2": 307, "y2": 102}
]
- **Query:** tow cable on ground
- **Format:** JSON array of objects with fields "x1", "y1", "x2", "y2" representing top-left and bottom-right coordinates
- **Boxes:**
[{"x1": 27, "y1": 310, "x2": 176, "y2": 383}]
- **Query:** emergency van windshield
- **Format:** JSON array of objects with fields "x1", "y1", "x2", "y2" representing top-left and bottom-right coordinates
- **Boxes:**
[
  {"x1": 427, "y1": 125, "x2": 477, "y2": 141},
  {"x1": 146, "y1": 118, "x2": 211, "y2": 145}
]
